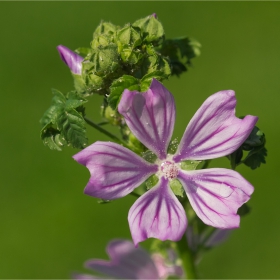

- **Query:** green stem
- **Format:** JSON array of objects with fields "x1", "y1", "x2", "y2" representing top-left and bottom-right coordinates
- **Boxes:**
[
  {"x1": 84, "y1": 116, "x2": 130, "y2": 148},
  {"x1": 177, "y1": 234, "x2": 197, "y2": 279}
]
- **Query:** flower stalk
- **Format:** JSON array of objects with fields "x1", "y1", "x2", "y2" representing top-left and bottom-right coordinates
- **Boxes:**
[
  {"x1": 177, "y1": 234, "x2": 197, "y2": 279},
  {"x1": 84, "y1": 116, "x2": 131, "y2": 150}
]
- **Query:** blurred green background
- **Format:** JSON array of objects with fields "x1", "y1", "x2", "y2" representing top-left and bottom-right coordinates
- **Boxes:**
[{"x1": 0, "y1": 1, "x2": 279, "y2": 278}]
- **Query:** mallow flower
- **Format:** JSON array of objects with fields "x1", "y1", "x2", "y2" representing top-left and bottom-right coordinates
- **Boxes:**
[
  {"x1": 57, "y1": 45, "x2": 83, "y2": 75},
  {"x1": 73, "y1": 79, "x2": 257, "y2": 245},
  {"x1": 73, "y1": 239, "x2": 183, "y2": 279}
]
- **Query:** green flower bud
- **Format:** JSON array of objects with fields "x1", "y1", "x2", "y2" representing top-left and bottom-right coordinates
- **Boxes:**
[
  {"x1": 93, "y1": 21, "x2": 118, "y2": 37},
  {"x1": 133, "y1": 15, "x2": 164, "y2": 44},
  {"x1": 116, "y1": 24, "x2": 142, "y2": 49},
  {"x1": 89, "y1": 44, "x2": 120, "y2": 77}
]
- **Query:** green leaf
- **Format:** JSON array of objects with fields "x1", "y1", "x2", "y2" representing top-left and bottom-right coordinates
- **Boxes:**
[
  {"x1": 242, "y1": 126, "x2": 265, "y2": 150},
  {"x1": 227, "y1": 125, "x2": 267, "y2": 169},
  {"x1": 65, "y1": 91, "x2": 87, "y2": 110},
  {"x1": 158, "y1": 37, "x2": 201, "y2": 76},
  {"x1": 41, "y1": 125, "x2": 66, "y2": 151},
  {"x1": 40, "y1": 89, "x2": 89, "y2": 151},
  {"x1": 57, "y1": 109, "x2": 88, "y2": 149},
  {"x1": 51, "y1": 88, "x2": 66, "y2": 104},
  {"x1": 108, "y1": 75, "x2": 140, "y2": 109},
  {"x1": 39, "y1": 104, "x2": 64, "y2": 127},
  {"x1": 243, "y1": 146, "x2": 267, "y2": 170}
]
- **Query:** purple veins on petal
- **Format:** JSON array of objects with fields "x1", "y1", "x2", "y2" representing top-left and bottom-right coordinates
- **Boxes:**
[
  {"x1": 173, "y1": 90, "x2": 258, "y2": 162},
  {"x1": 57, "y1": 45, "x2": 83, "y2": 75},
  {"x1": 128, "y1": 176, "x2": 187, "y2": 246},
  {"x1": 118, "y1": 79, "x2": 175, "y2": 160},
  {"x1": 85, "y1": 239, "x2": 160, "y2": 279},
  {"x1": 73, "y1": 141, "x2": 158, "y2": 200},
  {"x1": 177, "y1": 168, "x2": 254, "y2": 228}
]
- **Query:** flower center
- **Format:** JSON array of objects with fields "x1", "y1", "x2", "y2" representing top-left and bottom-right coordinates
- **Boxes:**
[{"x1": 160, "y1": 161, "x2": 179, "y2": 179}]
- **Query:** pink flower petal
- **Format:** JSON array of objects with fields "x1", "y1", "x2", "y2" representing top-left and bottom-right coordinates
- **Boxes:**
[
  {"x1": 118, "y1": 79, "x2": 175, "y2": 160},
  {"x1": 73, "y1": 141, "x2": 158, "y2": 200},
  {"x1": 173, "y1": 90, "x2": 258, "y2": 162},
  {"x1": 128, "y1": 177, "x2": 187, "y2": 245},
  {"x1": 57, "y1": 45, "x2": 83, "y2": 75},
  {"x1": 85, "y1": 239, "x2": 159, "y2": 279},
  {"x1": 177, "y1": 168, "x2": 254, "y2": 228}
]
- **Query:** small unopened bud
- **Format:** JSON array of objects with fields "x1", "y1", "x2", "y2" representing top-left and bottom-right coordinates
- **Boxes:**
[
  {"x1": 151, "y1": 13, "x2": 157, "y2": 18},
  {"x1": 57, "y1": 45, "x2": 83, "y2": 75}
]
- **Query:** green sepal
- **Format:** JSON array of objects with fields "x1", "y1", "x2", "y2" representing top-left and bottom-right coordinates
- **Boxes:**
[
  {"x1": 119, "y1": 46, "x2": 144, "y2": 65},
  {"x1": 41, "y1": 125, "x2": 66, "y2": 151},
  {"x1": 158, "y1": 37, "x2": 201, "y2": 76},
  {"x1": 108, "y1": 75, "x2": 140, "y2": 110},
  {"x1": 82, "y1": 61, "x2": 105, "y2": 94},
  {"x1": 167, "y1": 138, "x2": 179, "y2": 155},
  {"x1": 71, "y1": 73, "x2": 90, "y2": 96},
  {"x1": 145, "y1": 174, "x2": 159, "y2": 190},
  {"x1": 116, "y1": 24, "x2": 142, "y2": 49},
  {"x1": 93, "y1": 21, "x2": 118, "y2": 37},
  {"x1": 170, "y1": 179, "x2": 184, "y2": 197},
  {"x1": 150, "y1": 239, "x2": 176, "y2": 259},
  {"x1": 133, "y1": 15, "x2": 164, "y2": 44},
  {"x1": 137, "y1": 53, "x2": 171, "y2": 83},
  {"x1": 91, "y1": 34, "x2": 112, "y2": 49},
  {"x1": 103, "y1": 106, "x2": 121, "y2": 126},
  {"x1": 180, "y1": 160, "x2": 202, "y2": 171},
  {"x1": 127, "y1": 132, "x2": 145, "y2": 154},
  {"x1": 74, "y1": 47, "x2": 91, "y2": 56},
  {"x1": 141, "y1": 150, "x2": 157, "y2": 163},
  {"x1": 140, "y1": 69, "x2": 170, "y2": 92}
]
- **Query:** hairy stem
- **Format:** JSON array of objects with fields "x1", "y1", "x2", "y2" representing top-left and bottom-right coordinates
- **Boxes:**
[{"x1": 84, "y1": 116, "x2": 130, "y2": 148}]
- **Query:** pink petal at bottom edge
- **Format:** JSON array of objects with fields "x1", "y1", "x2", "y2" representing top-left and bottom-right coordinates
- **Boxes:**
[{"x1": 128, "y1": 177, "x2": 187, "y2": 245}]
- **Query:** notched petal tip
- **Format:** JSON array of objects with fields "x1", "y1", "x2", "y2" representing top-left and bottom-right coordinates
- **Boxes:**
[
  {"x1": 174, "y1": 89, "x2": 258, "y2": 161},
  {"x1": 178, "y1": 168, "x2": 253, "y2": 229},
  {"x1": 73, "y1": 141, "x2": 158, "y2": 200},
  {"x1": 118, "y1": 79, "x2": 176, "y2": 160}
]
